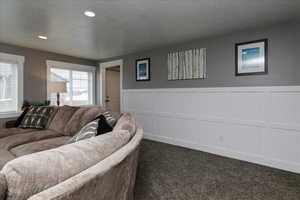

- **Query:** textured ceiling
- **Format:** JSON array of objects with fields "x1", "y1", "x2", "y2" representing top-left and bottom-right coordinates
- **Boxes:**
[{"x1": 0, "y1": 0, "x2": 299, "y2": 60}]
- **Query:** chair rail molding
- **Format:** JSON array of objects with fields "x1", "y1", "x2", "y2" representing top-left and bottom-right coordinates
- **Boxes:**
[{"x1": 122, "y1": 86, "x2": 300, "y2": 173}]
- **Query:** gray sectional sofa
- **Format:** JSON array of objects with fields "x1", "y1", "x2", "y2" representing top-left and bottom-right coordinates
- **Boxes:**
[{"x1": 0, "y1": 106, "x2": 143, "y2": 200}]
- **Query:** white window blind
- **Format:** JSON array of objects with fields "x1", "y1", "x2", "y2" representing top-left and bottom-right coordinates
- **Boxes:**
[
  {"x1": 47, "y1": 60, "x2": 95, "y2": 106},
  {"x1": 0, "y1": 53, "x2": 24, "y2": 115}
]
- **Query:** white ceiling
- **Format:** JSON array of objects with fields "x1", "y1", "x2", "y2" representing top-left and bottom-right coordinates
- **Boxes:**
[{"x1": 0, "y1": 0, "x2": 299, "y2": 60}]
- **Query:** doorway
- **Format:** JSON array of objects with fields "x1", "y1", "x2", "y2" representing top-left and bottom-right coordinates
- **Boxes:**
[
  {"x1": 105, "y1": 66, "x2": 120, "y2": 113},
  {"x1": 99, "y1": 59, "x2": 123, "y2": 113}
]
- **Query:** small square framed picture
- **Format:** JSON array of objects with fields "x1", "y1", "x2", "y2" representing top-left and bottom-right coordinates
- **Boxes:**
[
  {"x1": 235, "y1": 39, "x2": 268, "y2": 76},
  {"x1": 136, "y1": 58, "x2": 150, "y2": 81}
]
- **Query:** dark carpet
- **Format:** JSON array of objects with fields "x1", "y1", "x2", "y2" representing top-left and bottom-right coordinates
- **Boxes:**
[{"x1": 134, "y1": 140, "x2": 300, "y2": 200}]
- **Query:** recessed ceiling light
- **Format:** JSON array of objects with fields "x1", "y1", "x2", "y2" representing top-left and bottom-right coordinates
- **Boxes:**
[
  {"x1": 84, "y1": 10, "x2": 96, "y2": 17},
  {"x1": 38, "y1": 35, "x2": 48, "y2": 40}
]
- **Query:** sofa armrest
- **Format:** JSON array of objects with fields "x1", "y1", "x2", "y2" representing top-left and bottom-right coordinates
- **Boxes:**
[
  {"x1": 28, "y1": 128, "x2": 143, "y2": 200},
  {"x1": 5, "y1": 120, "x2": 17, "y2": 128},
  {"x1": 0, "y1": 173, "x2": 7, "y2": 200}
]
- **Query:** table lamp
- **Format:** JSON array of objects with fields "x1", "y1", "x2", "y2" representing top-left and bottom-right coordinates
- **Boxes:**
[{"x1": 49, "y1": 81, "x2": 67, "y2": 106}]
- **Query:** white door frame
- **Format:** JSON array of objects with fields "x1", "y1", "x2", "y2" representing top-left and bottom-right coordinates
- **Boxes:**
[{"x1": 99, "y1": 59, "x2": 123, "y2": 112}]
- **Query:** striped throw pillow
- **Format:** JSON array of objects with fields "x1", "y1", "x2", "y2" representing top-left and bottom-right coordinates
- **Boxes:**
[
  {"x1": 102, "y1": 111, "x2": 117, "y2": 127},
  {"x1": 67, "y1": 119, "x2": 99, "y2": 144}
]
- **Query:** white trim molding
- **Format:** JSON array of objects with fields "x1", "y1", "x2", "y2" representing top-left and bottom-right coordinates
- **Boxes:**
[
  {"x1": 0, "y1": 52, "x2": 24, "y2": 64},
  {"x1": 46, "y1": 60, "x2": 96, "y2": 72},
  {"x1": 123, "y1": 86, "x2": 300, "y2": 174},
  {"x1": 0, "y1": 52, "x2": 24, "y2": 114},
  {"x1": 99, "y1": 59, "x2": 123, "y2": 112}
]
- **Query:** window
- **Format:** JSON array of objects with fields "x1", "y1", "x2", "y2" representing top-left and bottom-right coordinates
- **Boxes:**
[
  {"x1": 47, "y1": 60, "x2": 95, "y2": 106},
  {"x1": 0, "y1": 53, "x2": 24, "y2": 115}
]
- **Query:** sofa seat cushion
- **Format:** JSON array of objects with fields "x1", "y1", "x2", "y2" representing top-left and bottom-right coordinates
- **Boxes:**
[
  {"x1": 10, "y1": 136, "x2": 70, "y2": 157},
  {"x1": 1, "y1": 130, "x2": 131, "y2": 200},
  {"x1": 64, "y1": 107, "x2": 105, "y2": 136},
  {"x1": 0, "y1": 150, "x2": 16, "y2": 170},
  {"x1": 0, "y1": 130, "x2": 63, "y2": 150},
  {"x1": 0, "y1": 128, "x2": 37, "y2": 139},
  {"x1": 48, "y1": 106, "x2": 79, "y2": 134}
]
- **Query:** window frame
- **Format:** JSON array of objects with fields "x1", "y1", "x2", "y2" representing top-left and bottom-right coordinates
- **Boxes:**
[
  {"x1": 0, "y1": 52, "x2": 24, "y2": 118},
  {"x1": 46, "y1": 60, "x2": 96, "y2": 106}
]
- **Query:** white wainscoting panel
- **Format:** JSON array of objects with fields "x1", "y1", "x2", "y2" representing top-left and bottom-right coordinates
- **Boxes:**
[{"x1": 123, "y1": 86, "x2": 300, "y2": 173}]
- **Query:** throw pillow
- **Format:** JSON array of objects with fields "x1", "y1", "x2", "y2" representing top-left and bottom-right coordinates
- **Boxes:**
[
  {"x1": 96, "y1": 115, "x2": 113, "y2": 135},
  {"x1": 67, "y1": 119, "x2": 99, "y2": 144},
  {"x1": 102, "y1": 111, "x2": 117, "y2": 127},
  {"x1": 14, "y1": 107, "x2": 30, "y2": 127},
  {"x1": 19, "y1": 106, "x2": 55, "y2": 129}
]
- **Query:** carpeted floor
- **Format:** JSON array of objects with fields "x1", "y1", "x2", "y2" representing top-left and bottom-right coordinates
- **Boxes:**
[{"x1": 134, "y1": 140, "x2": 300, "y2": 200}]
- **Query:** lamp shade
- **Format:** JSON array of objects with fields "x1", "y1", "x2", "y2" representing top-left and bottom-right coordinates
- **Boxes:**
[{"x1": 49, "y1": 81, "x2": 67, "y2": 93}]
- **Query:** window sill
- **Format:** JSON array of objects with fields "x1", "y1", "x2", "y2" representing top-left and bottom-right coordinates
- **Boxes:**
[{"x1": 0, "y1": 112, "x2": 22, "y2": 119}]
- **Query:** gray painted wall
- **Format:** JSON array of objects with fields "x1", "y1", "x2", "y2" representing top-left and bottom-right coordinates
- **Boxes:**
[
  {"x1": 0, "y1": 43, "x2": 97, "y2": 103},
  {"x1": 102, "y1": 22, "x2": 300, "y2": 89}
]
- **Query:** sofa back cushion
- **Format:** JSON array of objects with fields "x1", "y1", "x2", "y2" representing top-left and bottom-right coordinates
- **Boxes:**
[
  {"x1": 64, "y1": 107, "x2": 105, "y2": 136},
  {"x1": 113, "y1": 113, "x2": 137, "y2": 138},
  {"x1": 19, "y1": 106, "x2": 55, "y2": 129},
  {"x1": 48, "y1": 106, "x2": 78, "y2": 134},
  {"x1": 45, "y1": 106, "x2": 59, "y2": 129},
  {"x1": 1, "y1": 130, "x2": 131, "y2": 200}
]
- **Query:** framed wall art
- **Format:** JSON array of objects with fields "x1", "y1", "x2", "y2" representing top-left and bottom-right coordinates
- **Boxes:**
[
  {"x1": 136, "y1": 58, "x2": 150, "y2": 81},
  {"x1": 235, "y1": 39, "x2": 268, "y2": 76}
]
